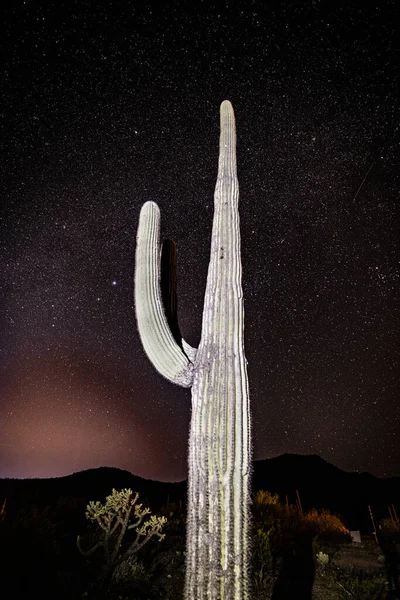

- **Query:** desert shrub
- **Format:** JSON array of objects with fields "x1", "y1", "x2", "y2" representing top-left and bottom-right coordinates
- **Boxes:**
[
  {"x1": 150, "y1": 549, "x2": 186, "y2": 600},
  {"x1": 304, "y1": 508, "x2": 350, "y2": 544},
  {"x1": 253, "y1": 490, "x2": 309, "y2": 554},
  {"x1": 113, "y1": 558, "x2": 151, "y2": 584},
  {"x1": 158, "y1": 501, "x2": 186, "y2": 537},
  {"x1": 253, "y1": 490, "x2": 280, "y2": 506},
  {"x1": 312, "y1": 532, "x2": 340, "y2": 565},
  {"x1": 379, "y1": 517, "x2": 400, "y2": 535},
  {"x1": 251, "y1": 525, "x2": 276, "y2": 594},
  {"x1": 149, "y1": 502, "x2": 186, "y2": 596},
  {"x1": 106, "y1": 501, "x2": 188, "y2": 600},
  {"x1": 108, "y1": 557, "x2": 154, "y2": 599},
  {"x1": 252, "y1": 490, "x2": 300, "y2": 533},
  {"x1": 315, "y1": 550, "x2": 329, "y2": 567},
  {"x1": 252, "y1": 490, "x2": 282, "y2": 521}
]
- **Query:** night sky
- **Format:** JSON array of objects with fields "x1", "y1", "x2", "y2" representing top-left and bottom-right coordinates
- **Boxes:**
[{"x1": 1, "y1": 1, "x2": 399, "y2": 481}]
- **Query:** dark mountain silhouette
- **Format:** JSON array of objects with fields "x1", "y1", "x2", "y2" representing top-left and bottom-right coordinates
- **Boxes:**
[
  {"x1": 1, "y1": 454, "x2": 399, "y2": 532},
  {"x1": 0, "y1": 466, "x2": 186, "y2": 516},
  {"x1": 252, "y1": 453, "x2": 400, "y2": 531}
]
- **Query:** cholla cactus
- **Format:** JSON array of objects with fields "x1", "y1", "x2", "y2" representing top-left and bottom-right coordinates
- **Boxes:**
[
  {"x1": 77, "y1": 488, "x2": 166, "y2": 583},
  {"x1": 135, "y1": 100, "x2": 251, "y2": 599}
]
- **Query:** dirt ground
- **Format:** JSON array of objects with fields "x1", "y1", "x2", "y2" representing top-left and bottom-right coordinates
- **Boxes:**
[
  {"x1": 312, "y1": 540, "x2": 387, "y2": 600},
  {"x1": 333, "y1": 541, "x2": 383, "y2": 571}
]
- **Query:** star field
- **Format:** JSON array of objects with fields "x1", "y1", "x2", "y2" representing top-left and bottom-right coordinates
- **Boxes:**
[{"x1": 1, "y1": 0, "x2": 399, "y2": 480}]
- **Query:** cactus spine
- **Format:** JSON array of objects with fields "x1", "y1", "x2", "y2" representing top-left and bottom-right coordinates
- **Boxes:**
[{"x1": 135, "y1": 100, "x2": 251, "y2": 599}]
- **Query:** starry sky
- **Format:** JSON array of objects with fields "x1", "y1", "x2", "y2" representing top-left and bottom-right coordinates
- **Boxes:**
[{"x1": 1, "y1": 0, "x2": 399, "y2": 481}]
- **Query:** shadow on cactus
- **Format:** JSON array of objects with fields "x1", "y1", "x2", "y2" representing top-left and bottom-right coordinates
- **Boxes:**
[{"x1": 135, "y1": 100, "x2": 252, "y2": 599}]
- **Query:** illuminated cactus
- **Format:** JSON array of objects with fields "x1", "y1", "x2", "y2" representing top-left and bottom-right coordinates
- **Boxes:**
[{"x1": 135, "y1": 100, "x2": 251, "y2": 599}]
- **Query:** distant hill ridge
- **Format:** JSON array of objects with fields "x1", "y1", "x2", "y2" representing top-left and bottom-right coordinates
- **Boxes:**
[{"x1": 1, "y1": 453, "x2": 399, "y2": 531}]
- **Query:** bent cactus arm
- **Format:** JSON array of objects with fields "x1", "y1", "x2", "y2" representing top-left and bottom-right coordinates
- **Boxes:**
[{"x1": 135, "y1": 201, "x2": 194, "y2": 387}]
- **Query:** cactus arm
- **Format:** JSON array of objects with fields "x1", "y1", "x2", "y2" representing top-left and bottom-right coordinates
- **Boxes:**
[{"x1": 135, "y1": 201, "x2": 194, "y2": 387}]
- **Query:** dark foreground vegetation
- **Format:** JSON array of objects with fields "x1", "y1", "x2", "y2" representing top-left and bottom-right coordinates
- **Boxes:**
[{"x1": 0, "y1": 454, "x2": 399, "y2": 599}]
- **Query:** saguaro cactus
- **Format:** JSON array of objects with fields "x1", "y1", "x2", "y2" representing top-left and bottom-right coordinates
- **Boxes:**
[{"x1": 135, "y1": 100, "x2": 251, "y2": 599}]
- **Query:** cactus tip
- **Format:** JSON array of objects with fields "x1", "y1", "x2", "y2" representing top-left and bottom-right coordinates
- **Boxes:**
[
  {"x1": 221, "y1": 99, "x2": 233, "y2": 110},
  {"x1": 141, "y1": 200, "x2": 159, "y2": 214}
]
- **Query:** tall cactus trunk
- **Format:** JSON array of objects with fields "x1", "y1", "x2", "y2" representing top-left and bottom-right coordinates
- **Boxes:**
[
  {"x1": 185, "y1": 102, "x2": 251, "y2": 599},
  {"x1": 135, "y1": 100, "x2": 251, "y2": 599}
]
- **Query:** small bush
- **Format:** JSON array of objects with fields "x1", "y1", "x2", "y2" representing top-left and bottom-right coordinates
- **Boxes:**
[
  {"x1": 253, "y1": 490, "x2": 280, "y2": 506},
  {"x1": 316, "y1": 551, "x2": 329, "y2": 567},
  {"x1": 305, "y1": 508, "x2": 350, "y2": 543},
  {"x1": 379, "y1": 517, "x2": 400, "y2": 535},
  {"x1": 252, "y1": 527, "x2": 275, "y2": 582}
]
